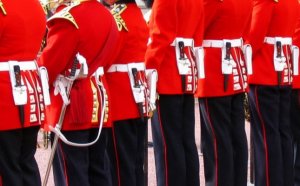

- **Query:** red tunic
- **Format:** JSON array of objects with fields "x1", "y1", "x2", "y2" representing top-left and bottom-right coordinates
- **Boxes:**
[
  {"x1": 292, "y1": 4, "x2": 300, "y2": 89},
  {"x1": 105, "y1": 3, "x2": 149, "y2": 121},
  {"x1": 195, "y1": 0, "x2": 252, "y2": 98},
  {"x1": 38, "y1": 0, "x2": 119, "y2": 130},
  {"x1": 0, "y1": 0, "x2": 46, "y2": 130},
  {"x1": 145, "y1": 0, "x2": 204, "y2": 94},
  {"x1": 245, "y1": 0, "x2": 299, "y2": 86}
]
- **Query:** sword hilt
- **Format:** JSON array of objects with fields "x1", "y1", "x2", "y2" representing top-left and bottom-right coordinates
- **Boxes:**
[
  {"x1": 225, "y1": 42, "x2": 231, "y2": 60},
  {"x1": 132, "y1": 68, "x2": 140, "y2": 88},
  {"x1": 178, "y1": 41, "x2": 186, "y2": 60},
  {"x1": 276, "y1": 41, "x2": 282, "y2": 85},
  {"x1": 70, "y1": 57, "x2": 79, "y2": 78},
  {"x1": 276, "y1": 41, "x2": 282, "y2": 58}
]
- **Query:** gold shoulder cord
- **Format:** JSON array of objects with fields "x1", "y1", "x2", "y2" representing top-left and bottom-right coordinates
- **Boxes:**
[
  {"x1": 0, "y1": 0, "x2": 7, "y2": 16},
  {"x1": 111, "y1": 4, "x2": 128, "y2": 31}
]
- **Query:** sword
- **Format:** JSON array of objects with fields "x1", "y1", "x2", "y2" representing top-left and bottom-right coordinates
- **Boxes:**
[
  {"x1": 132, "y1": 68, "x2": 144, "y2": 121},
  {"x1": 224, "y1": 42, "x2": 231, "y2": 92},
  {"x1": 276, "y1": 41, "x2": 282, "y2": 85},
  {"x1": 13, "y1": 65, "x2": 25, "y2": 126},
  {"x1": 43, "y1": 57, "x2": 79, "y2": 186}
]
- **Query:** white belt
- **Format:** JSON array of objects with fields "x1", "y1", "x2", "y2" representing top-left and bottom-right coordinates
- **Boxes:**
[
  {"x1": 264, "y1": 37, "x2": 292, "y2": 45},
  {"x1": 0, "y1": 61, "x2": 37, "y2": 71},
  {"x1": 171, "y1": 37, "x2": 194, "y2": 47},
  {"x1": 202, "y1": 38, "x2": 243, "y2": 48},
  {"x1": 107, "y1": 62, "x2": 145, "y2": 73}
]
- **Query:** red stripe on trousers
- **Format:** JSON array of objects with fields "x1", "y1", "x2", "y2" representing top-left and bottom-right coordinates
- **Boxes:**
[{"x1": 255, "y1": 86, "x2": 270, "y2": 186}]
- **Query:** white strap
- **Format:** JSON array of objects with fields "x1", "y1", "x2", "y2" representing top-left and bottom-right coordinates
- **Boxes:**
[
  {"x1": 171, "y1": 37, "x2": 194, "y2": 47},
  {"x1": 92, "y1": 67, "x2": 104, "y2": 86},
  {"x1": 39, "y1": 67, "x2": 51, "y2": 106},
  {"x1": 195, "y1": 47, "x2": 205, "y2": 78},
  {"x1": 292, "y1": 45, "x2": 299, "y2": 75},
  {"x1": 202, "y1": 38, "x2": 243, "y2": 48},
  {"x1": 92, "y1": 67, "x2": 104, "y2": 77},
  {"x1": 0, "y1": 61, "x2": 37, "y2": 71},
  {"x1": 264, "y1": 37, "x2": 292, "y2": 45},
  {"x1": 107, "y1": 62, "x2": 145, "y2": 73}
]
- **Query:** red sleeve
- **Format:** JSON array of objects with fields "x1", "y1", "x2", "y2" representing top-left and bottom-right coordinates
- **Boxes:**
[
  {"x1": 245, "y1": 0, "x2": 274, "y2": 54},
  {"x1": 101, "y1": 21, "x2": 122, "y2": 72},
  {"x1": 193, "y1": 8, "x2": 204, "y2": 47},
  {"x1": 242, "y1": 13, "x2": 252, "y2": 41},
  {"x1": 242, "y1": 2, "x2": 254, "y2": 40},
  {"x1": 145, "y1": 0, "x2": 177, "y2": 69},
  {"x1": 38, "y1": 19, "x2": 79, "y2": 84},
  {"x1": 203, "y1": 0, "x2": 218, "y2": 36},
  {"x1": 293, "y1": 17, "x2": 300, "y2": 48},
  {"x1": 0, "y1": 14, "x2": 4, "y2": 39}
]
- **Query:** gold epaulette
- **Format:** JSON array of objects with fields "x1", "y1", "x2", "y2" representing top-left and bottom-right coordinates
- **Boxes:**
[
  {"x1": 111, "y1": 4, "x2": 128, "y2": 32},
  {"x1": 0, "y1": 0, "x2": 7, "y2": 16},
  {"x1": 47, "y1": 5, "x2": 79, "y2": 29}
]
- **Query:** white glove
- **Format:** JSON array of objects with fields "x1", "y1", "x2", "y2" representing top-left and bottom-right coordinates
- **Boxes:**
[{"x1": 53, "y1": 75, "x2": 72, "y2": 105}]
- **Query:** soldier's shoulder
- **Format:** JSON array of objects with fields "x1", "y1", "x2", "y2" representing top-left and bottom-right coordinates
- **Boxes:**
[
  {"x1": 111, "y1": 4, "x2": 128, "y2": 32},
  {"x1": 47, "y1": 4, "x2": 79, "y2": 29}
]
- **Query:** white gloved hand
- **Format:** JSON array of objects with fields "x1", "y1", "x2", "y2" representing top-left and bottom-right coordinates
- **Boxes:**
[{"x1": 53, "y1": 75, "x2": 71, "y2": 105}]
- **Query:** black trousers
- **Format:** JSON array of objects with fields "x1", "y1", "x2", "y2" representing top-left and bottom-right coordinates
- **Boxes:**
[
  {"x1": 156, "y1": 94, "x2": 199, "y2": 186},
  {"x1": 150, "y1": 109, "x2": 166, "y2": 186},
  {"x1": 105, "y1": 127, "x2": 118, "y2": 186},
  {"x1": 199, "y1": 93, "x2": 248, "y2": 186},
  {"x1": 0, "y1": 126, "x2": 41, "y2": 186},
  {"x1": 249, "y1": 85, "x2": 293, "y2": 186},
  {"x1": 290, "y1": 89, "x2": 300, "y2": 186},
  {"x1": 112, "y1": 118, "x2": 147, "y2": 186},
  {"x1": 52, "y1": 128, "x2": 111, "y2": 186}
]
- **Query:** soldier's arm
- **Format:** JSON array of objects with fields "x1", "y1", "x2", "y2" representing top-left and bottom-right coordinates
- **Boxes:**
[
  {"x1": 38, "y1": 18, "x2": 79, "y2": 84},
  {"x1": 244, "y1": 0, "x2": 274, "y2": 54},
  {"x1": 145, "y1": 0, "x2": 178, "y2": 69},
  {"x1": 293, "y1": 16, "x2": 300, "y2": 48}
]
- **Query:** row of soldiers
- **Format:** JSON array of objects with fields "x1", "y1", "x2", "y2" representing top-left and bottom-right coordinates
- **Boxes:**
[{"x1": 1, "y1": 0, "x2": 300, "y2": 186}]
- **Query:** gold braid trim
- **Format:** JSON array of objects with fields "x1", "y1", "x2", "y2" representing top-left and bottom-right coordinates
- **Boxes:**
[
  {"x1": 111, "y1": 4, "x2": 128, "y2": 32},
  {"x1": 90, "y1": 80, "x2": 100, "y2": 123}
]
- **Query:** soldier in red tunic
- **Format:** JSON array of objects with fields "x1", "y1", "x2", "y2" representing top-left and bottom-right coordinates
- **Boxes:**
[
  {"x1": 0, "y1": 0, "x2": 46, "y2": 185},
  {"x1": 194, "y1": 0, "x2": 252, "y2": 185},
  {"x1": 145, "y1": 0, "x2": 204, "y2": 185},
  {"x1": 245, "y1": 0, "x2": 300, "y2": 185},
  {"x1": 38, "y1": 0, "x2": 119, "y2": 185},
  {"x1": 104, "y1": 0, "x2": 150, "y2": 185},
  {"x1": 290, "y1": 4, "x2": 300, "y2": 185}
]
